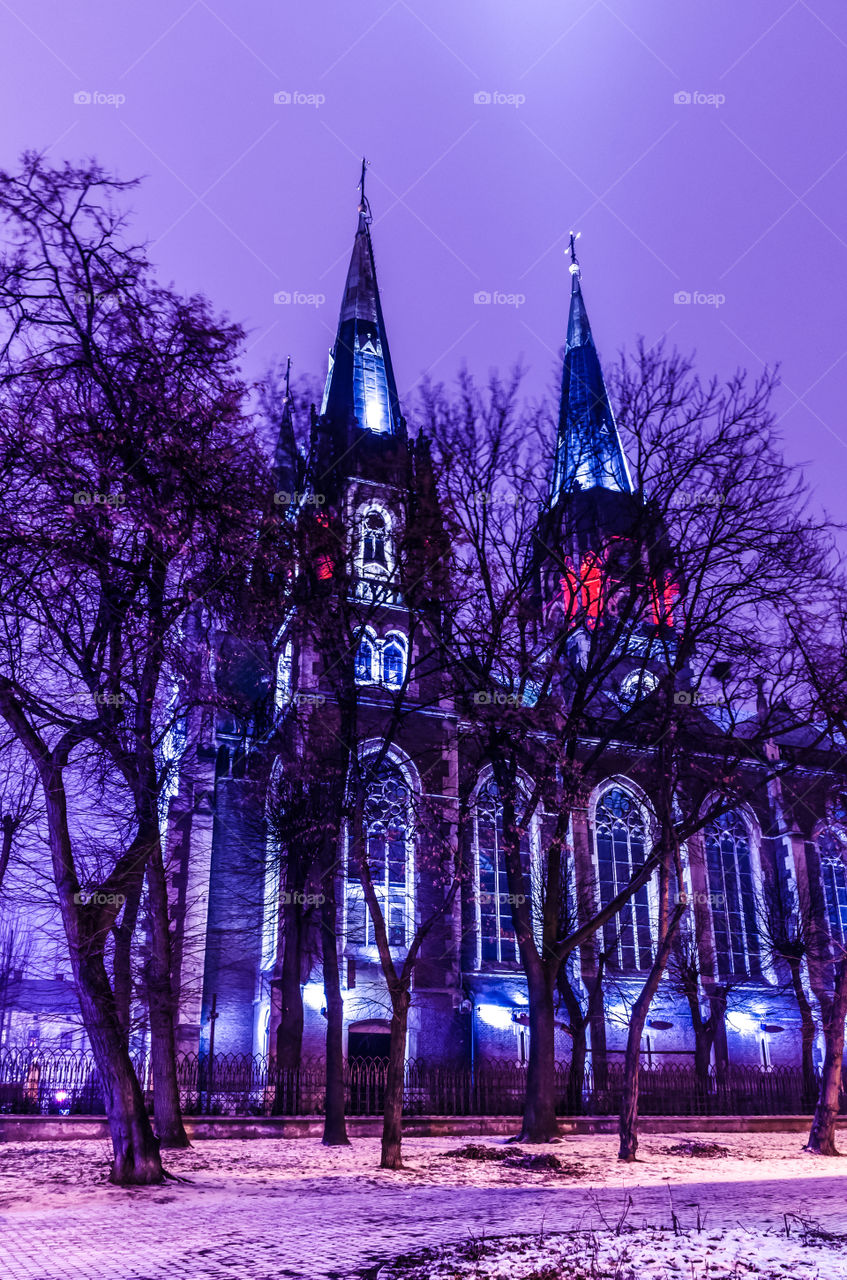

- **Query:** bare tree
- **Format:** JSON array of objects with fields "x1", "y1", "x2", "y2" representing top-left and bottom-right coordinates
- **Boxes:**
[{"x1": 0, "y1": 155, "x2": 267, "y2": 1182}]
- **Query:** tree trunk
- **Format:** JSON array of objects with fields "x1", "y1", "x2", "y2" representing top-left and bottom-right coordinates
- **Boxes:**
[
  {"x1": 276, "y1": 903, "x2": 304, "y2": 1070},
  {"x1": 144, "y1": 822, "x2": 190, "y2": 1148},
  {"x1": 112, "y1": 867, "x2": 143, "y2": 1036},
  {"x1": 0, "y1": 706, "x2": 165, "y2": 1185},
  {"x1": 806, "y1": 960, "x2": 847, "y2": 1155},
  {"x1": 381, "y1": 989, "x2": 409, "y2": 1169},
  {"x1": 787, "y1": 958, "x2": 818, "y2": 1107},
  {"x1": 618, "y1": 902, "x2": 685, "y2": 1162},
  {"x1": 71, "y1": 942, "x2": 166, "y2": 1184},
  {"x1": 517, "y1": 964, "x2": 558, "y2": 1142},
  {"x1": 321, "y1": 863, "x2": 349, "y2": 1146}
]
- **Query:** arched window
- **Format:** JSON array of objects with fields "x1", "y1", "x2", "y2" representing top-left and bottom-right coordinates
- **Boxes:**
[
  {"x1": 347, "y1": 766, "x2": 412, "y2": 949},
  {"x1": 355, "y1": 631, "x2": 376, "y2": 684},
  {"x1": 819, "y1": 827, "x2": 847, "y2": 946},
  {"x1": 474, "y1": 779, "x2": 531, "y2": 965},
  {"x1": 382, "y1": 632, "x2": 407, "y2": 687},
  {"x1": 362, "y1": 509, "x2": 389, "y2": 574},
  {"x1": 705, "y1": 808, "x2": 761, "y2": 979},
  {"x1": 595, "y1": 785, "x2": 653, "y2": 972},
  {"x1": 274, "y1": 639, "x2": 293, "y2": 711}
]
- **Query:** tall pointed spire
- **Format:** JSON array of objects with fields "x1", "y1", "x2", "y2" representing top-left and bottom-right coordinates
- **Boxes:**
[
  {"x1": 551, "y1": 235, "x2": 632, "y2": 502},
  {"x1": 320, "y1": 160, "x2": 401, "y2": 436},
  {"x1": 272, "y1": 355, "x2": 298, "y2": 494}
]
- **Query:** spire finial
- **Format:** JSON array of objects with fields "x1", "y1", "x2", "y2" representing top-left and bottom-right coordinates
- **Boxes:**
[
  {"x1": 357, "y1": 157, "x2": 372, "y2": 228},
  {"x1": 284, "y1": 355, "x2": 292, "y2": 402},
  {"x1": 568, "y1": 230, "x2": 581, "y2": 278}
]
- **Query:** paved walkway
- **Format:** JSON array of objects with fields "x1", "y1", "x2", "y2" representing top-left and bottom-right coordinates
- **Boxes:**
[{"x1": 2, "y1": 1171, "x2": 847, "y2": 1280}]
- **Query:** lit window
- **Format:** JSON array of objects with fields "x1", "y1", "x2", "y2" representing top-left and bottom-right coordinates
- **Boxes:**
[
  {"x1": 347, "y1": 767, "x2": 412, "y2": 948},
  {"x1": 382, "y1": 633, "x2": 407, "y2": 687},
  {"x1": 595, "y1": 786, "x2": 653, "y2": 972},
  {"x1": 705, "y1": 809, "x2": 761, "y2": 979},
  {"x1": 618, "y1": 669, "x2": 658, "y2": 708},
  {"x1": 355, "y1": 633, "x2": 375, "y2": 684},
  {"x1": 362, "y1": 510, "x2": 388, "y2": 572},
  {"x1": 819, "y1": 826, "x2": 847, "y2": 946},
  {"x1": 274, "y1": 640, "x2": 293, "y2": 711},
  {"x1": 475, "y1": 779, "x2": 531, "y2": 965}
]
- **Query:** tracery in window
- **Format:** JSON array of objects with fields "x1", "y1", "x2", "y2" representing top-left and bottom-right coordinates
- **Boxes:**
[
  {"x1": 705, "y1": 808, "x2": 761, "y2": 979},
  {"x1": 595, "y1": 785, "x2": 653, "y2": 972}
]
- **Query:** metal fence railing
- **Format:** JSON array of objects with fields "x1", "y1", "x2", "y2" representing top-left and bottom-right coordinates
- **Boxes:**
[{"x1": 0, "y1": 1048, "x2": 829, "y2": 1119}]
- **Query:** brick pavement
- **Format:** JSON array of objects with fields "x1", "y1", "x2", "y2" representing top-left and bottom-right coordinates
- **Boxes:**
[{"x1": 2, "y1": 1172, "x2": 847, "y2": 1280}]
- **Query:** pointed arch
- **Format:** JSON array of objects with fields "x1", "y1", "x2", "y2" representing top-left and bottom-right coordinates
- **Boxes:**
[
  {"x1": 589, "y1": 776, "x2": 657, "y2": 973},
  {"x1": 344, "y1": 743, "x2": 419, "y2": 953},
  {"x1": 470, "y1": 766, "x2": 540, "y2": 969},
  {"x1": 700, "y1": 797, "x2": 763, "y2": 981}
]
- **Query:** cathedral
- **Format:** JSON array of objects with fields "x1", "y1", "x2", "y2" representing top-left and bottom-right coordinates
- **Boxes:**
[{"x1": 161, "y1": 181, "x2": 847, "y2": 1087}]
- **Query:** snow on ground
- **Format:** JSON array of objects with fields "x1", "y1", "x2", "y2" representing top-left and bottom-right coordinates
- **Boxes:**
[{"x1": 0, "y1": 1131, "x2": 846, "y2": 1278}]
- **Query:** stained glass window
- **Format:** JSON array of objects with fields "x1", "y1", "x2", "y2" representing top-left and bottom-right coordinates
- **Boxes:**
[
  {"x1": 819, "y1": 827, "x2": 847, "y2": 946},
  {"x1": 476, "y1": 780, "x2": 531, "y2": 965},
  {"x1": 347, "y1": 768, "x2": 411, "y2": 949},
  {"x1": 705, "y1": 809, "x2": 761, "y2": 979},
  {"x1": 595, "y1": 786, "x2": 653, "y2": 972}
]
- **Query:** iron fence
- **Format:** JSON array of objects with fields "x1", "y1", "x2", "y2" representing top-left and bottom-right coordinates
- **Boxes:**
[{"x1": 0, "y1": 1047, "x2": 831, "y2": 1119}]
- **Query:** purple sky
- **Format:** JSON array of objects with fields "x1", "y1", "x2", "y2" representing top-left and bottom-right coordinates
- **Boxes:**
[{"x1": 2, "y1": 1, "x2": 846, "y2": 517}]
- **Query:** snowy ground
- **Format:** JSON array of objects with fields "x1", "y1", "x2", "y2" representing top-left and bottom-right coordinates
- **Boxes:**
[{"x1": 0, "y1": 1131, "x2": 846, "y2": 1278}]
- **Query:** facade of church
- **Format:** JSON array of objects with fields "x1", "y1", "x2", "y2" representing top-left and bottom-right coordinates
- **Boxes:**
[{"x1": 162, "y1": 190, "x2": 847, "y2": 1085}]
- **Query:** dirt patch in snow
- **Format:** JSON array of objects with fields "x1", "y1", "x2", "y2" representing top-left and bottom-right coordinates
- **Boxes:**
[
  {"x1": 665, "y1": 1139, "x2": 732, "y2": 1159},
  {"x1": 373, "y1": 1222, "x2": 847, "y2": 1279}
]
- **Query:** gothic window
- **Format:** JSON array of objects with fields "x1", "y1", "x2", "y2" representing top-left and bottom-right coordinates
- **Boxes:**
[
  {"x1": 362, "y1": 509, "x2": 389, "y2": 573},
  {"x1": 354, "y1": 338, "x2": 392, "y2": 434},
  {"x1": 705, "y1": 808, "x2": 761, "y2": 979},
  {"x1": 474, "y1": 779, "x2": 532, "y2": 965},
  {"x1": 274, "y1": 639, "x2": 293, "y2": 711},
  {"x1": 382, "y1": 632, "x2": 407, "y2": 687},
  {"x1": 355, "y1": 628, "x2": 407, "y2": 688},
  {"x1": 355, "y1": 630, "x2": 376, "y2": 684},
  {"x1": 819, "y1": 826, "x2": 847, "y2": 946},
  {"x1": 347, "y1": 767, "x2": 412, "y2": 948},
  {"x1": 618, "y1": 669, "x2": 658, "y2": 709},
  {"x1": 595, "y1": 785, "x2": 653, "y2": 972}
]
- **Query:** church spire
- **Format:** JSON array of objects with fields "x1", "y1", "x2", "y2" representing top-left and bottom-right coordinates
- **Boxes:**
[
  {"x1": 551, "y1": 234, "x2": 632, "y2": 502},
  {"x1": 320, "y1": 159, "x2": 401, "y2": 436}
]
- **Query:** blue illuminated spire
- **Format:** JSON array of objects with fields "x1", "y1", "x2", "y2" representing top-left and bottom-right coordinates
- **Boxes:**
[
  {"x1": 551, "y1": 235, "x2": 632, "y2": 501},
  {"x1": 320, "y1": 160, "x2": 401, "y2": 436}
]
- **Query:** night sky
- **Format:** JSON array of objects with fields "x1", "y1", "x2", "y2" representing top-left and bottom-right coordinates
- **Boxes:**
[{"x1": 1, "y1": 1, "x2": 845, "y2": 516}]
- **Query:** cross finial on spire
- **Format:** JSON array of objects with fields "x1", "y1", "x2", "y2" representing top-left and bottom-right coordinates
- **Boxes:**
[
  {"x1": 568, "y1": 230, "x2": 581, "y2": 278},
  {"x1": 357, "y1": 157, "x2": 372, "y2": 228}
]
